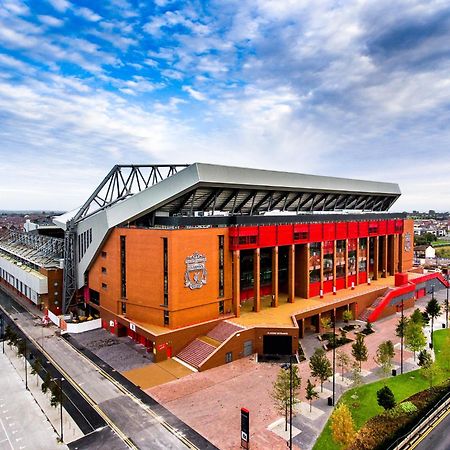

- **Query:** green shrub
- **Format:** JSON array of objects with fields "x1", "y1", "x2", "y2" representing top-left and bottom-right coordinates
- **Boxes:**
[{"x1": 399, "y1": 401, "x2": 418, "y2": 414}]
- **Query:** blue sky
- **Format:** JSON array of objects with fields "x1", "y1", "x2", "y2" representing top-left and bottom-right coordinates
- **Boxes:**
[{"x1": 0, "y1": 0, "x2": 449, "y2": 212}]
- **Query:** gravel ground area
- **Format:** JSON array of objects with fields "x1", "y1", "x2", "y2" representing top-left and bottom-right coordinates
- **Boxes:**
[{"x1": 69, "y1": 328, "x2": 154, "y2": 372}]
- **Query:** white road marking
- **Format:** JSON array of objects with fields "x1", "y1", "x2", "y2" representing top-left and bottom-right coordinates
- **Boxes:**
[{"x1": 0, "y1": 418, "x2": 13, "y2": 450}]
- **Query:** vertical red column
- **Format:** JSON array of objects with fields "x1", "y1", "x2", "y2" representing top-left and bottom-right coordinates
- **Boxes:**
[
  {"x1": 272, "y1": 246, "x2": 279, "y2": 307},
  {"x1": 288, "y1": 244, "x2": 295, "y2": 303},
  {"x1": 233, "y1": 250, "x2": 240, "y2": 318},
  {"x1": 253, "y1": 248, "x2": 261, "y2": 312}
]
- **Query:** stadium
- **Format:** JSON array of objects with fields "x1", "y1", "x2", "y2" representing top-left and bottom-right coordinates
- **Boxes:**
[{"x1": 2, "y1": 163, "x2": 448, "y2": 371}]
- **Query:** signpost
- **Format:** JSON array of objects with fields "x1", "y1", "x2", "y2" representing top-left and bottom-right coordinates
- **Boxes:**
[{"x1": 241, "y1": 408, "x2": 250, "y2": 449}]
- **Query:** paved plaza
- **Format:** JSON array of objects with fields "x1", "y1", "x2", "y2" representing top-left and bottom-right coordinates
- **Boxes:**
[{"x1": 149, "y1": 288, "x2": 449, "y2": 450}]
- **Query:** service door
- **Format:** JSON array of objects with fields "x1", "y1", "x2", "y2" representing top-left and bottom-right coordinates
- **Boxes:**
[{"x1": 243, "y1": 340, "x2": 253, "y2": 357}]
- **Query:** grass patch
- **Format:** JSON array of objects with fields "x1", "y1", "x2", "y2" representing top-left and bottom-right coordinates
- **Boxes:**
[{"x1": 313, "y1": 328, "x2": 450, "y2": 450}]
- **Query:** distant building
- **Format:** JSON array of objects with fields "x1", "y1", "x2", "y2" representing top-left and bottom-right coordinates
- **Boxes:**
[
  {"x1": 414, "y1": 245, "x2": 436, "y2": 259},
  {"x1": 0, "y1": 230, "x2": 64, "y2": 313}
]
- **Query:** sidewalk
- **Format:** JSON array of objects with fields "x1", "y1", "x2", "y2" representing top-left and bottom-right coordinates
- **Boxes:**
[
  {"x1": 0, "y1": 350, "x2": 69, "y2": 450},
  {"x1": 0, "y1": 285, "x2": 216, "y2": 450}
]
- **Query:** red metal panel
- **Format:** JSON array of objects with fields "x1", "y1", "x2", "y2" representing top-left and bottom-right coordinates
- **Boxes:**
[
  {"x1": 293, "y1": 223, "x2": 309, "y2": 243},
  {"x1": 239, "y1": 226, "x2": 259, "y2": 236},
  {"x1": 323, "y1": 240, "x2": 334, "y2": 252},
  {"x1": 359, "y1": 221, "x2": 369, "y2": 237},
  {"x1": 387, "y1": 220, "x2": 395, "y2": 234},
  {"x1": 335, "y1": 278, "x2": 345, "y2": 290},
  {"x1": 229, "y1": 227, "x2": 239, "y2": 237},
  {"x1": 348, "y1": 222, "x2": 359, "y2": 238},
  {"x1": 261, "y1": 285, "x2": 272, "y2": 296},
  {"x1": 335, "y1": 222, "x2": 347, "y2": 239},
  {"x1": 395, "y1": 272, "x2": 408, "y2": 286},
  {"x1": 395, "y1": 220, "x2": 404, "y2": 233},
  {"x1": 259, "y1": 225, "x2": 277, "y2": 247},
  {"x1": 309, "y1": 282, "x2": 321, "y2": 297},
  {"x1": 240, "y1": 288, "x2": 253, "y2": 301},
  {"x1": 347, "y1": 275, "x2": 356, "y2": 287},
  {"x1": 378, "y1": 221, "x2": 387, "y2": 235},
  {"x1": 358, "y1": 272, "x2": 367, "y2": 283},
  {"x1": 323, "y1": 280, "x2": 333, "y2": 294},
  {"x1": 277, "y1": 224, "x2": 294, "y2": 246},
  {"x1": 323, "y1": 223, "x2": 335, "y2": 241},
  {"x1": 309, "y1": 224, "x2": 323, "y2": 242}
]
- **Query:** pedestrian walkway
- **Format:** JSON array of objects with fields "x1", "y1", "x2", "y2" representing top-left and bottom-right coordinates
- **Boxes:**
[{"x1": 0, "y1": 351, "x2": 68, "y2": 450}]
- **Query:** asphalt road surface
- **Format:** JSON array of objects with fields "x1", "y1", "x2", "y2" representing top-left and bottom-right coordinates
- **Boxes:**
[
  {"x1": 0, "y1": 287, "x2": 216, "y2": 450},
  {"x1": 410, "y1": 407, "x2": 450, "y2": 450}
]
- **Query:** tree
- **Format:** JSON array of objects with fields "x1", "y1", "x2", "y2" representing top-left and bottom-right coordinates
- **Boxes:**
[
  {"x1": 5, "y1": 325, "x2": 18, "y2": 348},
  {"x1": 309, "y1": 347, "x2": 332, "y2": 392},
  {"x1": 426, "y1": 297, "x2": 441, "y2": 346},
  {"x1": 351, "y1": 334, "x2": 368, "y2": 371},
  {"x1": 271, "y1": 365, "x2": 301, "y2": 431},
  {"x1": 320, "y1": 316, "x2": 332, "y2": 334},
  {"x1": 350, "y1": 361, "x2": 363, "y2": 388},
  {"x1": 421, "y1": 362, "x2": 441, "y2": 388},
  {"x1": 395, "y1": 316, "x2": 408, "y2": 339},
  {"x1": 343, "y1": 310, "x2": 353, "y2": 323},
  {"x1": 410, "y1": 308, "x2": 425, "y2": 327},
  {"x1": 31, "y1": 358, "x2": 43, "y2": 386},
  {"x1": 50, "y1": 380, "x2": 61, "y2": 408},
  {"x1": 305, "y1": 379, "x2": 319, "y2": 412},
  {"x1": 330, "y1": 403, "x2": 355, "y2": 448},
  {"x1": 374, "y1": 340, "x2": 395, "y2": 379},
  {"x1": 377, "y1": 386, "x2": 396, "y2": 410},
  {"x1": 404, "y1": 320, "x2": 426, "y2": 361},
  {"x1": 417, "y1": 349, "x2": 432, "y2": 368},
  {"x1": 336, "y1": 351, "x2": 351, "y2": 381}
]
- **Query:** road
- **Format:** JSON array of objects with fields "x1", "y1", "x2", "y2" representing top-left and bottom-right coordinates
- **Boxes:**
[
  {"x1": 0, "y1": 287, "x2": 216, "y2": 450},
  {"x1": 411, "y1": 406, "x2": 450, "y2": 450}
]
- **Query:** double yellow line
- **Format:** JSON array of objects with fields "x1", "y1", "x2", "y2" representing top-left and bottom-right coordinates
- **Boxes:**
[
  {"x1": 408, "y1": 406, "x2": 450, "y2": 449},
  {"x1": 62, "y1": 336, "x2": 200, "y2": 449}
]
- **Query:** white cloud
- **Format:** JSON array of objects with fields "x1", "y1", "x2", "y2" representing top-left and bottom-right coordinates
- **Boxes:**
[
  {"x1": 38, "y1": 15, "x2": 64, "y2": 27},
  {"x1": 3, "y1": 0, "x2": 30, "y2": 16},
  {"x1": 47, "y1": 0, "x2": 71, "y2": 13},
  {"x1": 182, "y1": 85, "x2": 207, "y2": 101},
  {"x1": 75, "y1": 7, "x2": 102, "y2": 23}
]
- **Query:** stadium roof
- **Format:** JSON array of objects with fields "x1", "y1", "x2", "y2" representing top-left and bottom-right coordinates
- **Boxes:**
[
  {"x1": 54, "y1": 163, "x2": 401, "y2": 229},
  {"x1": 53, "y1": 163, "x2": 401, "y2": 290}
]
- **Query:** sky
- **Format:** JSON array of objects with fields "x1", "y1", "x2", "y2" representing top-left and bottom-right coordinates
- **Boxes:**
[{"x1": 0, "y1": 0, "x2": 449, "y2": 212}]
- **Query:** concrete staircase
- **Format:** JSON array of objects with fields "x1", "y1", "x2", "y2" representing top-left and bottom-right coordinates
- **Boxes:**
[{"x1": 175, "y1": 321, "x2": 245, "y2": 370}]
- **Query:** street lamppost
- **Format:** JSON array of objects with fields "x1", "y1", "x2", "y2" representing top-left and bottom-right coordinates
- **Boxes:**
[
  {"x1": 446, "y1": 270, "x2": 449, "y2": 329},
  {"x1": 0, "y1": 314, "x2": 4, "y2": 354},
  {"x1": 281, "y1": 357, "x2": 293, "y2": 450},
  {"x1": 400, "y1": 299, "x2": 404, "y2": 375},
  {"x1": 332, "y1": 311, "x2": 336, "y2": 406},
  {"x1": 23, "y1": 338, "x2": 28, "y2": 391},
  {"x1": 59, "y1": 377, "x2": 64, "y2": 443},
  {"x1": 52, "y1": 377, "x2": 64, "y2": 443}
]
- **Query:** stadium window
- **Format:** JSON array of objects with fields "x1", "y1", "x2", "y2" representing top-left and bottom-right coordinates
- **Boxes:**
[
  {"x1": 120, "y1": 236, "x2": 126, "y2": 298},
  {"x1": 164, "y1": 310, "x2": 169, "y2": 326},
  {"x1": 101, "y1": 251, "x2": 107, "y2": 258},
  {"x1": 101, "y1": 283, "x2": 107, "y2": 290},
  {"x1": 218, "y1": 235, "x2": 224, "y2": 297},
  {"x1": 225, "y1": 352, "x2": 232, "y2": 363},
  {"x1": 101, "y1": 267, "x2": 107, "y2": 274},
  {"x1": 163, "y1": 238, "x2": 168, "y2": 307}
]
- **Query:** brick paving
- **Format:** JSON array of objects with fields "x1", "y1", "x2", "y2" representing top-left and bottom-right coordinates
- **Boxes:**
[{"x1": 147, "y1": 288, "x2": 450, "y2": 450}]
